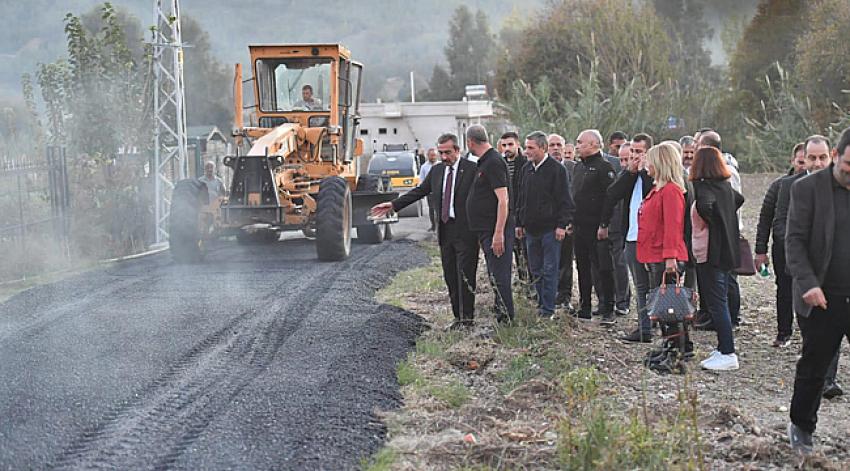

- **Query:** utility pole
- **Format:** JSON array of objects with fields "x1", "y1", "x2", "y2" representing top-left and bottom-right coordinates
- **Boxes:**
[{"x1": 151, "y1": 0, "x2": 188, "y2": 245}]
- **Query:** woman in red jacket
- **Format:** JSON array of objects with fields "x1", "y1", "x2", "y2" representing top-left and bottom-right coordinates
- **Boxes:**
[
  {"x1": 637, "y1": 142, "x2": 692, "y2": 362},
  {"x1": 638, "y1": 143, "x2": 689, "y2": 277}
]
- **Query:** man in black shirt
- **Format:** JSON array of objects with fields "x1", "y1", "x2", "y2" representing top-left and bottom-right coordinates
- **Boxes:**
[
  {"x1": 786, "y1": 127, "x2": 850, "y2": 455},
  {"x1": 466, "y1": 124, "x2": 515, "y2": 322},
  {"x1": 515, "y1": 131, "x2": 574, "y2": 318},
  {"x1": 572, "y1": 129, "x2": 617, "y2": 324},
  {"x1": 371, "y1": 133, "x2": 479, "y2": 329}
]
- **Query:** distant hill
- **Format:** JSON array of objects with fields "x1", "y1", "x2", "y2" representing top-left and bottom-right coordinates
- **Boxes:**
[
  {"x1": 0, "y1": 0, "x2": 757, "y2": 103},
  {"x1": 0, "y1": 0, "x2": 537, "y2": 102}
]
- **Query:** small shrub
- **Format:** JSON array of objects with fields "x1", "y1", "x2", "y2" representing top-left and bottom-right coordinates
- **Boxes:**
[
  {"x1": 396, "y1": 357, "x2": 422, "y2": 387},
  {"x1": 428, "y1": 380, "x2": 470, "y2": 408}
]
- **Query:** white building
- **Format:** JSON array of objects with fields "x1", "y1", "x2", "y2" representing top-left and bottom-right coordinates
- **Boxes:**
[{"x1": 358, "y1": 100, "x2": 494, "y2": 157}]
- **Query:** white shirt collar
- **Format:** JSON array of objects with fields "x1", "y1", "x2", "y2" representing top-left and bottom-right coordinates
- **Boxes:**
[{"x1": 532, "y1": 155, "x2": 548, "y2": 171}]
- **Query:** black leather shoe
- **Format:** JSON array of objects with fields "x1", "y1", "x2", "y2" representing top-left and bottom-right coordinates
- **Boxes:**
[
  {"x1": 448, "y1": 320, "x2": 473, "y2": 331},
  {"x1": 621, "y1": 329, "x2": 652, "y2": 343},
  {"x1": 600, "y1": 311, "x2": 616, "y2": 326},
  {"x1": 571, "y1": 309, "x2": 592, "y2": 320},
  {"x1": 823, "y1": 381, "x2": 844, "y2": 399}
]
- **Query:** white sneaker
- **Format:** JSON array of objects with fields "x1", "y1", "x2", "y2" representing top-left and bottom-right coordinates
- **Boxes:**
[
  {"x1": 701, "y1": 353, "x2": 739, "y2": 371},
  {"x1": 700, "y1": 350, "x2": 721, "y2": 367}
]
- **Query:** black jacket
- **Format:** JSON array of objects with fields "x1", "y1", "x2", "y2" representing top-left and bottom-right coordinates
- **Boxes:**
[
  {"x1": 393, "y1": 158, "x2": 477, "y2": 245},
  {"x1": 572, "y1": 152, "x2": 616, "y2": 227},
  {"x1": 693, "y1": 179, "x2": 744, "y2": 271},
  {"x1": 785, "y1": 167, "x2": 839, "y2": 318},
  {"x1": 601, "y1": 169, "x2": 654, "y2": 236},
  {"x1": 502, "y1": 152, "x2": 528, "y2": 211},
  {"x1": 515, "y1": 156, "x2": 575, "y2": 235},
  {"x1": 770, "y1": 171, "x2": 808, "y2": 251},
  {"x1": 754, "y1": 175, "x2": 784, "y2": 254}
]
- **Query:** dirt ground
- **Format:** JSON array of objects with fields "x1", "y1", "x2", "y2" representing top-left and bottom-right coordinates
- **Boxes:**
[{"x1": 372, "y1": 174, "x2": 850, "y2": 470}]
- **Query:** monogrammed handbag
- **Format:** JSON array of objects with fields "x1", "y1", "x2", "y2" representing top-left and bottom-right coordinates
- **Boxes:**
[{"x1": 646, "y1": 274, "x2": 698, "y2": 323}]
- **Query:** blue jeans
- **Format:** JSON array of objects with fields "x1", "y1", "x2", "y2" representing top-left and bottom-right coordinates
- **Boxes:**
[
  {"x1": 525, "y1": 230, "x2": 561, "y2": 315},
  {"x1": 479, "y1": 226, "x2": 516, "y2": 320},
  {"x1": 625, "y1": 242, "x2": 652, "y2": 334},
  {"x1": 696, "y1": 263, "x2": 735, "y2": 354}
]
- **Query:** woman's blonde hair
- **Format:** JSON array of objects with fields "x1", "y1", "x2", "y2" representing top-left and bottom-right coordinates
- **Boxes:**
[{"x1": 647, "y1": 142, "x2": 686, "y2": 191}]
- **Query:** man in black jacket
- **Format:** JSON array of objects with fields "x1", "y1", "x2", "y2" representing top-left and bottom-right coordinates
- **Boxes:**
[
  {"x1": 755, "y1": 142, "x2": 806, "y2": 348},
  {"x1": 601, "y1": 133, "x2": 655, "y2": 341},
  {"x1": 786, "y1": 127, "x2": 850, "y2": 455},
  {"x1": 516, "y1": 131, "x2": 575, "y2": 318},
  {"x1": 572, "y1": 129, "x2": 617, "y2": 324},
  {"x1": 371, "y1": 133, "x2": 479, "y2": 329}
]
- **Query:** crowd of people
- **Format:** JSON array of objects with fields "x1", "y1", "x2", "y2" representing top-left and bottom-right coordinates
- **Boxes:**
[{"x1": 371, "y1": 124, "x2": 850, "y2": 455}]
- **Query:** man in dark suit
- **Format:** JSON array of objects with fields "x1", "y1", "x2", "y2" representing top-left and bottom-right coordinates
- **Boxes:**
[
  {"x1": 371, "y1": 133, "x2": 479, "y2": 329},
  {"x1": 786, "y1": 127, "x2": 850, "y2": 454}
]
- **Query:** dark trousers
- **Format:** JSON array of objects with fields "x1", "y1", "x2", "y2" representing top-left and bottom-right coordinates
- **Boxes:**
[
  {"x1": 557, "y1": 232, "x2": 574, "y2": 303},
  {"x1": 610, "y1": 232, "x2": 631, "y2": 311},
  {"x1": 728, "y1": 273, "x2": 741, "y2": 325},
  {"x1": 575, "y1": 224, "x2": 614, "y2": 313},
  {"x1": 427, "y1": 197, "x2": 437, "y2": 230},
  {"x1": 526, "y1": 230, "x2": 561, "y2": 315},
  {"x1": 479, "y1": 226, "x2": 516, "y2": 320},
  {"x1": 513, "y1": 234, "x2": 529, "y2": 282},
  {"x1": 772, "y1": 244, "x2": 794, "y2": 337},
  {"x1": 439, "y1": 220, "x2": 479, "y2": 321},
  {"x1": 625, "y1": 241, "x2": 652, "y2": 334},
  {"x1": 790, "y1": 294, "x2": 850, "y2": 433},
  {"x1": 696, "y1": 263, "x2": 735, "y2": 354}
]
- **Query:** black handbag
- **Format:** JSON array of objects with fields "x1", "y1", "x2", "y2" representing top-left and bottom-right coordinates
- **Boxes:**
[
  {"x1": 735, "y1": 236, "x2": 757, "y2": 276},
  {"x1": 646, "y1": 273, "x2": 697, "y2": 323}
]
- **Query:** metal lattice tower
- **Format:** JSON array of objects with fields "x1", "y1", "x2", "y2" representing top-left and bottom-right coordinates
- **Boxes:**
[{"x1": 152, "y1": 0, "x2": 188, "y2": 244}]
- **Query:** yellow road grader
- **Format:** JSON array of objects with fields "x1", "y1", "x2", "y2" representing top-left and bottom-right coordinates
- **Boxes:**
[{"x1": 169, "y1": 44, "x2": 397, "y2": 262}]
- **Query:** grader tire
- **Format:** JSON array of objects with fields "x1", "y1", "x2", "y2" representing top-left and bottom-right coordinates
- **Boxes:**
[
  {"x1": 316, "y1": 176, "x2": 352, "y2": 261},
  {"x1": 169, "y1": 179, "x2": 208, "y2": 263},
  {"x1": 355, "y1": 174, "x2": 384, "y2": 245}
]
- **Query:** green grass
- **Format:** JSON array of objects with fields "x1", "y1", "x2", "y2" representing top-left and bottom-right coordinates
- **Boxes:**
[
  {"x1": 396, "y1": 356, "x2": 423, "y2": 387},
  {"x1": 360, "y1": 447, "x2": 397, "y2": 471},
  {"x1": 499, "y1": 350, "x2": 573, "y2": 394},
  {"x1": 427, "y1": 380, "x2": 470, "y2": 408},
  {"x1": 376, "y1": 261, "x2": 443, "y2": 308}
]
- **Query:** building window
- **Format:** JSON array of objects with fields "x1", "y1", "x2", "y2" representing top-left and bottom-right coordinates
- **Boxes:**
[
  {"x1": 393, "y1": 128, "x2": 398, "y2": 135},
  {"x1": 378, "y1": 128, "x2": 387, "y2": 135},
  {"x1": 360, "y1": 129, "x2": 369, "y2": 135}
]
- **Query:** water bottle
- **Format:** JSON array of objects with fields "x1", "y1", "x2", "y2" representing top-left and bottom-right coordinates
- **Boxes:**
[{"x1": 758, "y1": 263, "x2": 770, "y2": 277}]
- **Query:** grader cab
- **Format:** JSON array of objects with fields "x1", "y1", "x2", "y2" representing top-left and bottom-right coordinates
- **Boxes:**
[{"x1": 169, "y1": 44, "x2": 397, "y2": 263}]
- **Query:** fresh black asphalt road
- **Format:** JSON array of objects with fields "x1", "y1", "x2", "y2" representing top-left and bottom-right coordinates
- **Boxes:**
[{"x1": 0, "y1": 222, "x2": 429, "y2": 470}]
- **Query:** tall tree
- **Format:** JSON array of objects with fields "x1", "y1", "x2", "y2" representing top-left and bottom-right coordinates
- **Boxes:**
[
  {"x1": 495, "y1": 0, "x2": 676, "y2": 102},
  {"x1": 728, "y1": 0, "x2": 807, "y2": 104},
  {"x1": 793, "y1": 0, "x2": 850, "y2": 124},
  {"x1": 426, "y1": 6, "x2": 496, "y2": 100}
]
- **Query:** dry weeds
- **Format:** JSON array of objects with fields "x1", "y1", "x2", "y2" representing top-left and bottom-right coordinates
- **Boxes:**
[{"x1": 369, "y1": 174, "x2": 850, "y2": 471}]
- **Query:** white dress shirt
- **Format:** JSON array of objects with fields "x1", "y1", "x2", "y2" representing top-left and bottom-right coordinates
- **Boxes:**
[{"x1": 443, "y1": 160, "x2": 460, "y2": 219}]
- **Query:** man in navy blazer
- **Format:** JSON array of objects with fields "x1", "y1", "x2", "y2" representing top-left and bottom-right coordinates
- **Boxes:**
[{"x1": 371, "y1": 133, "x2": 479, "y2": 329}]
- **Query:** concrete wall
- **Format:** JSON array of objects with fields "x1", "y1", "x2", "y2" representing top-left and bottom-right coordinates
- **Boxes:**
[{"x1": 358, "y1": 100, "x2": 494, "y2": 159}]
